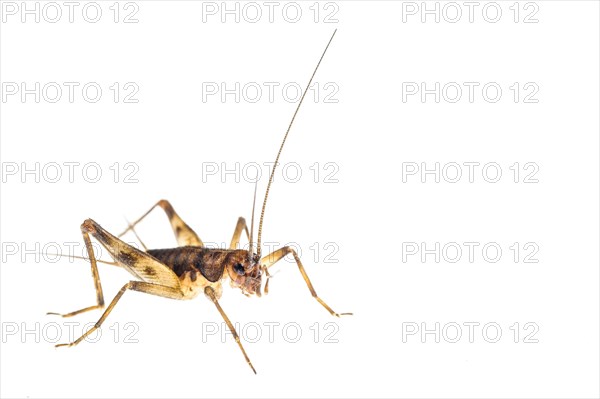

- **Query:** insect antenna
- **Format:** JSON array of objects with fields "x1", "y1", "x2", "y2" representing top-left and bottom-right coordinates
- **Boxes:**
[
  {"x1": 256, "y1": 29, "x2": 337, "y2": 259},
  {"x1": 248, "y1": 179, "x2": 258, "y2": 260}
]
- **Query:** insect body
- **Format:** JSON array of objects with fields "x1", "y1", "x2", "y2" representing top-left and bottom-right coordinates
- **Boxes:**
[
  {"x1": 47, "y1": 30, "x2": 350, "y2": 374},
  {"x1": 145, "y1": 246, "x2": 262, "y2": 298}
]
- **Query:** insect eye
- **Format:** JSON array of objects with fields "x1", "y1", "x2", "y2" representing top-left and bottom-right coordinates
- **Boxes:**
[{"x1": 234, "y1": 263, "x2": 245, "y2": 275}]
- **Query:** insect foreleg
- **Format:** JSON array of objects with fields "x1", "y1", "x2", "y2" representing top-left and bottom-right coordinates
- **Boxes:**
[
  {"x1": 260, "y1": 246, "x2": 352, "y2": 317},
  {"x1": 229, "y1": 217, "x2": 250, "y2": 250},
  {"x1": 118, "y1": 199, "x2": 203, "y2": 247},
  {"x1": 55, "y1": 281, "x2": 184, "y2": 347},
  {"x1": 204, "y1": 286, "x2": 257, "y2": 374}
]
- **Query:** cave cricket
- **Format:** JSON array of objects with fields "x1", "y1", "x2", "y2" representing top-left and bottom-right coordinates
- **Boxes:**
[{"x1": 46, "y1": 30, "x2": 351, "y2": 374}]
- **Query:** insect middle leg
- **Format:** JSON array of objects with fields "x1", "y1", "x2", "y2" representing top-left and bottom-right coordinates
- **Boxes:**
[
  {"x1": 260, "y1": 247, "x2": 352, "y2": 317},
  {"x1": 204, "y1": 286, "x2": 256, "y2": 374},
  {"x1": 118, "y1": 199, "x2": 203, "y2": 247}
]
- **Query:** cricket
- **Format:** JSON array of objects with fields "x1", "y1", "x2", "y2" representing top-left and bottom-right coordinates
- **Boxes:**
[{"x1": 46, "y1": 29, "x2": 350, "y2": 374}]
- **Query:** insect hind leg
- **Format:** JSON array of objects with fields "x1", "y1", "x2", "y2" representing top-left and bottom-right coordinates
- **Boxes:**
[
  {"x1": 56, "y1": 280, "x2": 184, "y2": 347},
  {"x1": 118, "y1": 199, "x2": 203, "y2": 247},
  {"x1": 260, "y1": 246, "x2": 352, "y2": 317},
  {"x1": 49, "y1": 218, "x2": 184, "y2": 318},
  {"x1": 47, "y1": 220, "x2": 106, "y2": 318}
]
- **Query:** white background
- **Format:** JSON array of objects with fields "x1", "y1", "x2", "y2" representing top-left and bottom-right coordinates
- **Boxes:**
[{"x1": 1, "y1": 1, "x2": 599, "y2": 398}]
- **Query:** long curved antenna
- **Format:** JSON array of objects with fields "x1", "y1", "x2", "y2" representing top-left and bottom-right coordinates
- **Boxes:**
[
  {"x1": 248, "y1": 179, "x2": 258, "y2": 259},
  {"x1": 256, "y1": 29, "x2": 337, "y2": 259}
]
